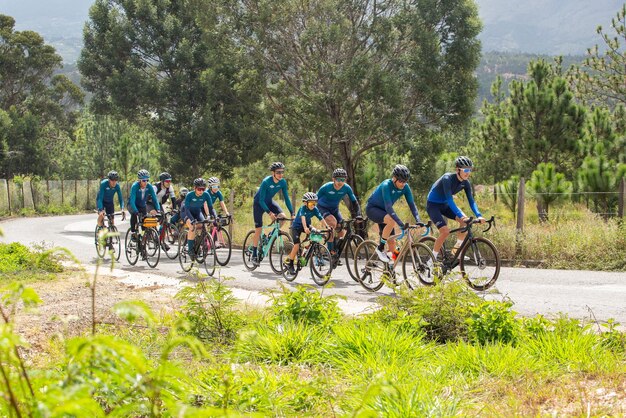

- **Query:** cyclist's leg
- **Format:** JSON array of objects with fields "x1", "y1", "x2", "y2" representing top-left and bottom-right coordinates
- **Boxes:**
[
  {"x1": 427, "y1": 202, "x2": 451, "y2": 256},
  {"x1": 104, "y1": 202, "x2": 115, "y2": 226},
  {"x1": 381, "y1": 214, "x2": 397, "y2": 252},
  {"x1": 287, "y1": 226, "x2": 302, "y2": 260},
  {"x1": 252, "y1": 201, "x2": 265, "y2": 252}
]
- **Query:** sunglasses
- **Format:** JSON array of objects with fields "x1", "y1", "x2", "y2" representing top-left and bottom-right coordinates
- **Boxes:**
[
  {"x1": 211, "y1": 185, "x2": 220, "y2": 189},
  {"x1": 196, "y1": 187, "x2": 206, "y2": 192},
  {"x1": 461, "y1": 168, "x2": 473, "y2": 173},
  {"x1": 335, "y1": 177, "x2": 346, "y2": 182},
  {"x1": 164, "y1": 180, "x2": 171, "y2": 183},
  {"x1": 140, "y1": 179, "x2": 149, "y2": 183},
  {"x1": 274, "y1": 170, "x2": 285, "y2": 175},
  {"x1": 395, "y1": 179, "x2": 407, "y2": 184}
]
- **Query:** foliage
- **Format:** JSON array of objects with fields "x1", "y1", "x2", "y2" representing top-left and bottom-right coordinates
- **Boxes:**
[
  {"x1": 528, "y1": 162, "x2": 572, "y2": 222},
  {"x1": 265, "y1": 284, "x2": 342, "y2": 328},
  {"x1": 467, "y1": 300, "x2": 520, "y2": 345},
  {"x1": 0, "y1": 242, "x2": 64, "y2": 281},
  {"x1": 495, "y1": 175, "x2": 520, "y2": 215}
]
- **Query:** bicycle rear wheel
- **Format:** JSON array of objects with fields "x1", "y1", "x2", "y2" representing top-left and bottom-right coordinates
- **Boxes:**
[
  {"x1": 144, "y1": 228, "x2": 161, "y2": 268},
  {"x1": 214, "y1": 226, "x2": 232, "y2": 266},
  {"x1": 109, "y1": 225, "x2": 121, "y2": 261},
  {"x1": 401, "y1": 242, "x2": 436, "y2": 289},
  {"x1": 345, "y1": 234, "x2": 364, "y2": 283},
  {"x1": 242, "y1": 230, "x2": 258, "y2": 271},
  {"x1": 269, "y1": 231, "x2": 292, "y2": 274},
  {"x1": 125, "y1": 229, "x2": 139, "y2": 265},
  {"x1": 310, "y1": 243, "x2": 332, "y2": 286},
  {"x1": 178, "y1": 230, "x2": 194, "y2": 272},
  {"x1": 162, "y1": 223, "x2": 180, "y2": 260},
  {"x1": 353, "y1": 240, "x2": 386, "y2": 292},
  {"x1": 460, "y1": 237, "x2": 500, "y2": 291}
]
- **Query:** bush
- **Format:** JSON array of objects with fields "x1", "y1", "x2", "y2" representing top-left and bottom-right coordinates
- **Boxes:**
[
  {"x1": 265, "y1": 284, "x2": 343, "y2": 328},
  {"x1": 467, "y1": 300, "x2": 519, "y2": 345},
  {"x1": 0, "y1": 242, "x2": 63, "y2": 280}
]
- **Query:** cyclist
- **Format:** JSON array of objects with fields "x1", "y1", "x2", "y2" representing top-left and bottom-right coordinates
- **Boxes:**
[
  {"x1": 365, "y1": 164, "x2": 422, "y2": 263},
  {"x1": 251, "y1": 162, "x2": 294, "y2": 265},
  {"x1": 316, "y1": 168, "x2": 361, "y2": 256},
  {"x1": 96, "y1": 171, "x2": 125, "y2": 236},
  {"x1": 128, "y1": 169, "x2": 160, "y2": 237},
  {"x1": 283, "y1": 192, "x2": 331, "y2": 275},
  {"x1": 184, "y1": 178, "x2": 218, "y2": 260},
  {"x1": 426, "y1": 156, "x2": 485, "y2": 265},
  {"x1": 169, "y1": 187, "x2": 189, "y2": 227},
  {"x1": 207, "y1": 177, "x2": 231, "y2": 217}
]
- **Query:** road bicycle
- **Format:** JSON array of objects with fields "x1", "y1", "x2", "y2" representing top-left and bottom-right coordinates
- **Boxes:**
[
  {"x1": 207, "y1": 214, "x2": 233, "y2": 266},
  {"x1": 177, "y1": 219, "x2": 217, "y2": 276},
  {"x1": 354, "y1": 222, "x2": 435, "y2": 292},
  {"x1": 419, "y1": 216, "x2": 500, "y2": 291},
  {"x1": 158, "y1": 210, "x2": 180, "y2": 260},
  {"x1": 242, "y1": 217, "x2": 292, "y2": 273},
  {"x1": 329, "y1": 217, "x2": 367, "y2": 282},
  {"x1": 280, "y1": 229, "x2": 334, "y2": 286},
  {"x1": 95, "y1": 212, "x2": 123, "y2": 260},
  {"x1": 124, "y1": 214, "x2": 161, "y2": 268}
]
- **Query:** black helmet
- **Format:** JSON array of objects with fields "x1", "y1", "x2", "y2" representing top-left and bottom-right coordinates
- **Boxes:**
[
  {"x1": 455, "y1": 156, "x2": 474, "y2": 168},
  {"x1": 137, "y1": 169, "x2": 150, "y2": 179},
  {"x1": 179, "y1": 187, "x2": 189, "y2": 197},
  {"x1": 302, "y1": 192, "x2": 318, "y2": 202},
  {"x1": 107, "y1": 170, "x2": 119, "y2": 181},
  {"x1": 269, "y1": 162, "x2": 285, "y2": 171},
  {"x1": 332, "y1": 168, "x2": 348, "y2": 179},
  {"x1": 391, "y1": 164, "x2": 410, "y2": 181},
  {"x1": 159, "y1": 172, "x2": 172, "y2": 182},
  {"x1": 193, "y1": 178, "x2": 206, "y2": 188},
  {"x1": 207, "y1": 177, "x2": 220, "y2": 187}
]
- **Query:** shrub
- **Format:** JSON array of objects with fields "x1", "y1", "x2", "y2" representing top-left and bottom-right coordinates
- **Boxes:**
[
  {"x1": 265, "y1": 284, "x2": 342, "y2": 328},
  {"x1": 467, "y1": 300, "x2": 519, "y2": 345},
  {"x1": 0, "y1": 242, "x2": 63, "y2": 281}
]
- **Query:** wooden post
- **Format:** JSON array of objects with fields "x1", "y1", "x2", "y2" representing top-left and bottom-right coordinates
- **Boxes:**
[
  {"x1": 291, "y1": 188, "x2": 297, "y2": 212},
  {"x1": 46, "y1": 180, "x2": 50, "y2": 205},
  {"x1": 228, "y1": 189, "x2": 235, "y2": 239},
  {"x1": 61, "y1": 180, "x2": 64, "y2": 205},
  {"x1": 87, "y1": 180, "x2": 90, "y2": 210},
  {"x1": 30, "y1": 179, "x2": 37, "y2": 212},
  {"x1": 515, "y1": 177, "x2": 525, "y2": 258},
  {"x1": 618, "y1": 177, "x2": 625, "y2": 219},
  {"x1": 74, "y1": 180, "x2": 78, "y2": 207},
  {"x1": 6, "y1": 179, "x2": 11, "y2": 215}
]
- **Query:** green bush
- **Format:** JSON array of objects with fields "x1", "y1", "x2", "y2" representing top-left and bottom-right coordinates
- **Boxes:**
[
  {"x1": 0, "y1": 242, "x2": 63, "y2": 280},
  {"x1": 265, "y1": 284, "x2": 343, "y2": 328},
  {"x1": 467, "y1": 300, "x2": 519, "y2": 345}
]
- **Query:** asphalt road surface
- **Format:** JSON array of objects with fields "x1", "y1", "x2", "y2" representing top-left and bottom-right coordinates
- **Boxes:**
[{"x1": 1, "y1": 214, "x2": 625, "y2": 323}]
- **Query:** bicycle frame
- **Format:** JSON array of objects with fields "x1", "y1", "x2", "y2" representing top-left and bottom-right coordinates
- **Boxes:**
[
  {"x1": 333, "y1": 218, "x2": 367, "y2": 257},
  {"x1": 258, "y1": 218, "x2": 289, "y2": 257},
  {"x1": 439, "y1": 216, "x2": 495, "y2": 267}
]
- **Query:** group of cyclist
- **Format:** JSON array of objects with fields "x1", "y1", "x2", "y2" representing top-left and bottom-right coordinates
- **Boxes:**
[{"x1": 97, "y1": 155, "x2": 485, "y2": 270}]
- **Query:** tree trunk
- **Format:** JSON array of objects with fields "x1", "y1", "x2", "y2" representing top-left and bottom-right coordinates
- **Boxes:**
[{"x1": 537, "y1": 199, "x2": 548, "y2": 223}]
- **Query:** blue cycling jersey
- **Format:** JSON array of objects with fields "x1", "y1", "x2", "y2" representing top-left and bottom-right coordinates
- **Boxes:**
[
  {"x1": 292, "y1": 205, "x2": 323, "y2": 229},
  {"x1": 253, "y1": 176, "x2": 294, "y2": 214},
  {"x1": 128, "y1": 181, "x2": 160, "y2": 213},
  {"x1": 427, "y1": 173, "x2": 481, "y2": 218},
  {"x1": 208, "y1": 190, "x2": 224, "y2": 205},
  {"x1": 366, "y1": 179, "x2": 420, "y2": 225},
  {"x1": 184, "y1": 191, "x2": 217, "y2": 219},
  {"x1": 317, "y1": 182, "x2": 359, "y2": 209},
  {"x1": 96, "y1": 179, "x2": 124, "y2": 210}
]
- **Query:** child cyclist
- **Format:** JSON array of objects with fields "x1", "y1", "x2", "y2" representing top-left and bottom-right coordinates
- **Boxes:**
[{"x1": 283, "y1": 192, "x2": 331, "y2": 275}]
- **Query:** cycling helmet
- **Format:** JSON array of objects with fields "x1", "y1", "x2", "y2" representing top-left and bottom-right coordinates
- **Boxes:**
[
  {"x1": 107, "y1": 170, "x2": 119, "y2": 181},
  {"x1": 159, "y1": 172, "x2": 172, "y2": 182},
  {"x1": 137, "y1": 169, "x2": 150, "y2": 179},
  {"x1": 332, "y1": 168, "x2": 348, "y2": 179},
  {"x1": 302, "y1": 192, "x2": 318, "y2": 202},
  {"x1": 269, "y1": 162, "x2": 285, "y2": 171},
  {"x1": 455, "y1": 156, "x2": 474, "y2": 168},
  {"x1": 208, "y1": 177, "x2": 220, "y2": 187},
  {"x1": 193, "y1": 178, "x2": 206, "y2": 188},
  {"x1": 391, "y1": 164, "x2": 410, "y2": 181},
  {"x1": 179, "y1": 187, "x2": 189, "y2": 197}
]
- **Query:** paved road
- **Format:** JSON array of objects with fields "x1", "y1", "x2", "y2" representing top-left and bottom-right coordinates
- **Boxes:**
[{"x1": 1, "y1": 214, "x2": 625, "y2": 322}]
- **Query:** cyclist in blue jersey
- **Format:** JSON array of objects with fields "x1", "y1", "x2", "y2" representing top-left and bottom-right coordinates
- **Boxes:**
[
  {"x1": 251, "y1": 162, "x2": 294, "y2": 265},
  {"x1": 207, "y1": 177, "x2": 231, "y2": 217},
  {"x1": 169, "y1": 187, "x2": 189, "y2": 226},
  {"x1": 365, "y1": 165, "x2": 421, "y2": 263},
  {"x1": 426, "y1": 156, "x2": 485, "y2": 264},
  {"x1": 96, "y1": 171, "x2": 126, "y2": 234},
  {"x1": 283, "y1": 192, "x2": 330, "y2": 275},
  {"x1": 184, "y1": 178, "x2": 218, "y2": 260},
  {"x1": 316, "y1": 168, "x2": 361, "y2": 255},
  {"x1": 128, "y1": 169, "x2": 160, "y2": 236}
]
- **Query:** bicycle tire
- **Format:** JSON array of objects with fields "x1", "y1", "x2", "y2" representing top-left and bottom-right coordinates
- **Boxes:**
[
  {"x1": 95, "y1": 226, "x2": 106, "y2": 258},
  {"x1": 144, "y1": 228, "x2": 161, "y2": 268},
  {"x1": 125, "y1": 229, "x2": 139, "y2": 266},
  {"x1": 242, "y1": 230, "x2": 258, "y2": 271},
  {"x1": 269, "y1": 231, "x2": 292, "y2": 274},
  {"x1": 214, "y1": 226, "x2": 232, "y2": 266},
  {"x1": 460, "y1": 237, "x2": 501, "y2": 291},
  {"x1": 178, "y1": 230, "x2": 194, "y2": 272},
  {"x1": 279, "y1": 241, "x2": 298, "y2": 281},
  {"x1": 203, "y1": 233, "x2": 217, "y2": 277},
  {"x1": 353, "y1": 240, "x2": 386, "y2": 292},
  {"x1": 109, "y1": 225, "x2": 121, "y2": 261},
  {"x1": 345, "y1": 234, "x2": 364, "y2": 283},
  {"x1": 162, "y1": 223, "x2": 180, "y2": 260},
  {"x1": 401, "y1": 242, "x2": 436, "y2": 288},
  {"x1": 310, "y1": 243, "x2": 332, "y2": 286}
]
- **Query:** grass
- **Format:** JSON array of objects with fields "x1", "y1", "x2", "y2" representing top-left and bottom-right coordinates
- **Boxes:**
[{"x1": 0, "y1": 242, "x2": 65, "y2": 281}]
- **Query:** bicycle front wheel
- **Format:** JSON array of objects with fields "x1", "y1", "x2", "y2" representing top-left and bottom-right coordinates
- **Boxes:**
[
  {"x1": 109, "y1": 225, "x2": 121, "y2": 261},
  {"x1": 280, "y1": 241, "x2": 298, "y2": 282},
  {"x1": 345, "y1": 234, "x2": 364, "y2": 283},
  {"x1": 460, "y1": 237, "x2": 500, "y2": 291},
  {"x1": 178, "y1": 230, "x2": 194, "y2": 272},
  {"x1": 124, "y1": 229, "x2": 139, "y2": 265},
  {"x1": 144, "y1": 228, "x2": 161, "y2": 268},
  {"x1": 95, "y1": 226, "x2": 106, "y2": 258},
  {"x1": 202, "y1": 233, "x2": 217, "y2": 277},
  {"x1": 214, "y1": 226, "x2": 232, "y2": 266},
  {"x1": 269, "y1": 231, "x2": 292, "y2": 274},
  {"x1": 401, "y1": 242, "x2": 436, "y2": 289},
  {"x1": 242, "y1": 230, "x2": 258, "y2": 271},
  {"x1": 310, "y1": 243, "x2": 332, "y2": 286},
  {"x1": 353, "y1": 240, "x2": 386, "y2": 292}
]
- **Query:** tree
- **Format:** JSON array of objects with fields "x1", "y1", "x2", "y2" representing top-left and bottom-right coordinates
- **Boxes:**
[
  {"x1": 578, "y1": 153, "x2": 626, "y2": 218},
  {"x1": 235, "y1": 0, "x2": 482, "y2": 196},
  {"x1": 528, "y1": 163, "x2": 572, "y2": 222},
  {"x1": 495, "y1": 175, "x2": 520, "y2": 216},
  {"x1": 78, "y1": 0, "x2": 266, "y2": 181}
]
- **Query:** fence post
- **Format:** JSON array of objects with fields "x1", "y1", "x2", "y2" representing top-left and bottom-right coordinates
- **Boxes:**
[
  {"x1": 228, "y1": 189, "x2": 235, "y2": 239},
  {"x1": 46, "y1": 180, "x2": 50, "y2": 205},
  {"x1": 74, "y1": 180, "x2": 78, "y2": 207},
  {"x1": 86, "y1": 180, "x2": 90, "y2": 210},
  {"x1": 618, "y1": 177, "x2": 625, "y2": 220},
  {"x1": 61, "y1": 180, "x2": 64, "y2": 205},
  {"x1": 291, "y1": 188, "x2": 297, "y2": 212},
  {"x1": 515, "y1": 177, "x2": 525, "y2": 258},
  {"x1": 6, "y1": 179, "x2": 11, "y2": 215},
  {"x1": 20, "y1": 180, "x2": 25, "y2": 208}
]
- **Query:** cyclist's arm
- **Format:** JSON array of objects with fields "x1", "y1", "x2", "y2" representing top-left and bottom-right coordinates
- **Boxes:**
[
  {"x1": 169, "y1": 187, "x2": 177, "y2": 209},
  {"x1": 148, "y1": 186, "x2": 161, "y2": 212},
  {"x1": 464, "y1": 182, "x2": 482, "y2": 217},
  {"x1": 205, "y1": 195, "x2": 218, "y2": 219},
  {"x1": 129, "y1": 183, "x2": 139, "y2": 213},
  {"x1": 346, "y1": 185, "x2": 362, "y2": 216},
  {"x1": 443, "y1": 176, "x2": 464, "y2": 218},
  {"x1": 382, "y1": 182, "x2": 403, "y2": 225},
  {"x1": 282, "y1": 180, "x2": 294, "y2": 215},
  {"x1": 219, "y1": 200, "x2": 229, "y2": 215},
  {"x1": 116, "y1": 184, "x2": 124, "y2": 210},
  {"x1": 404, "y1": 185, "x2": 421, "y2": 223},
  {"x1": 96, "y1": 182, "x2": 105, "y2": 211},
  {"x1": 257, "y1": 178, "x2": 271, "y2": 213}
]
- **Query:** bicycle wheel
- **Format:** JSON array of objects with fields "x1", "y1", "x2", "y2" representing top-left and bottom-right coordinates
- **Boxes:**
[
  {"x1": 401, "y1": 242, "x2": 436, "y2": 288},
  {"x1": 269, "y1": 231, "x2": 292, "y2": 274},
  {"x1": 144, "y1": 228, "x2": 161, "y2": 268},
  {"x1": 310, "y1": 244, "x2": 332, "y2": 286},
  {"x1": 345, "y1": 234, "x2": 364, "y2": 283},
  {"x1": 214, "y1": 226, "x2": 232, "y2": 266},
  {"x1": 125, "y1": 229, "x2": 139, "y2": 265},
  {"x1": 460, "y1": 237, "x2": 501, "y2": 291},
  {"x1": 162, "y1": 223, "x2": 180, "y2": 260},
  {"x1": 109, "y1": 225, "x2": 121, "y2": 261},
  {"x1": 418, "y1": 235, "x2": 436, "y2": 253},
  {"x1": 202, "y1": 233, "x2": 217, "y2": 277},
  {"x1": 178, "y1": 230, "x2": 194, "y2": 272},
  {"x1": 242, "y1": 230, "x2": 258, "y2": 271},
  {"x1": 95, "y1": 226, "x2": 106, "y2": 258},
  {"x1": 280, "y1": 241, "x2": 298, "y2": 282},
  {"x1": 353, "y1": 240, "x2": 386, "y2": 292}
]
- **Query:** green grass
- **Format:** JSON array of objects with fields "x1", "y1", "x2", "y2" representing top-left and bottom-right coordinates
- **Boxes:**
[{"x1": 0, "y1": 242, "x2": 64, "y2": 281}]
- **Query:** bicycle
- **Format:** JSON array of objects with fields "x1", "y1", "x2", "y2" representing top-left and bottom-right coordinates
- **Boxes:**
[
  {"x1": 419, "y1": 216, "x2": 500, "y2": 291},
  {"x1": 242, "y1": 217, "x2": 292, "y2": 273},
  {"x1": 329, "y1": 217, "x2": 368, "y2": 282},
  {"x1": 158, "y1": 210, "x2": 180, "y2": 260},
  {"x1": 177, "y1": 219, "x2": 217, "y2": 277},
  {"x1": 124, "y1": 214, "x2": 161, "y2": 268},
  {"x1": 207, "y1": 214, "x2": 233, "y2": 266},
  {"x1": 95, "y1": 211, "x2": 123, "y2": 261},
  {"x1": 280, "y1": 229, "x2": 334, "y2": 286},
  {"x1": 354, "y1": 222, "x2": 435, "y2": 292}
]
